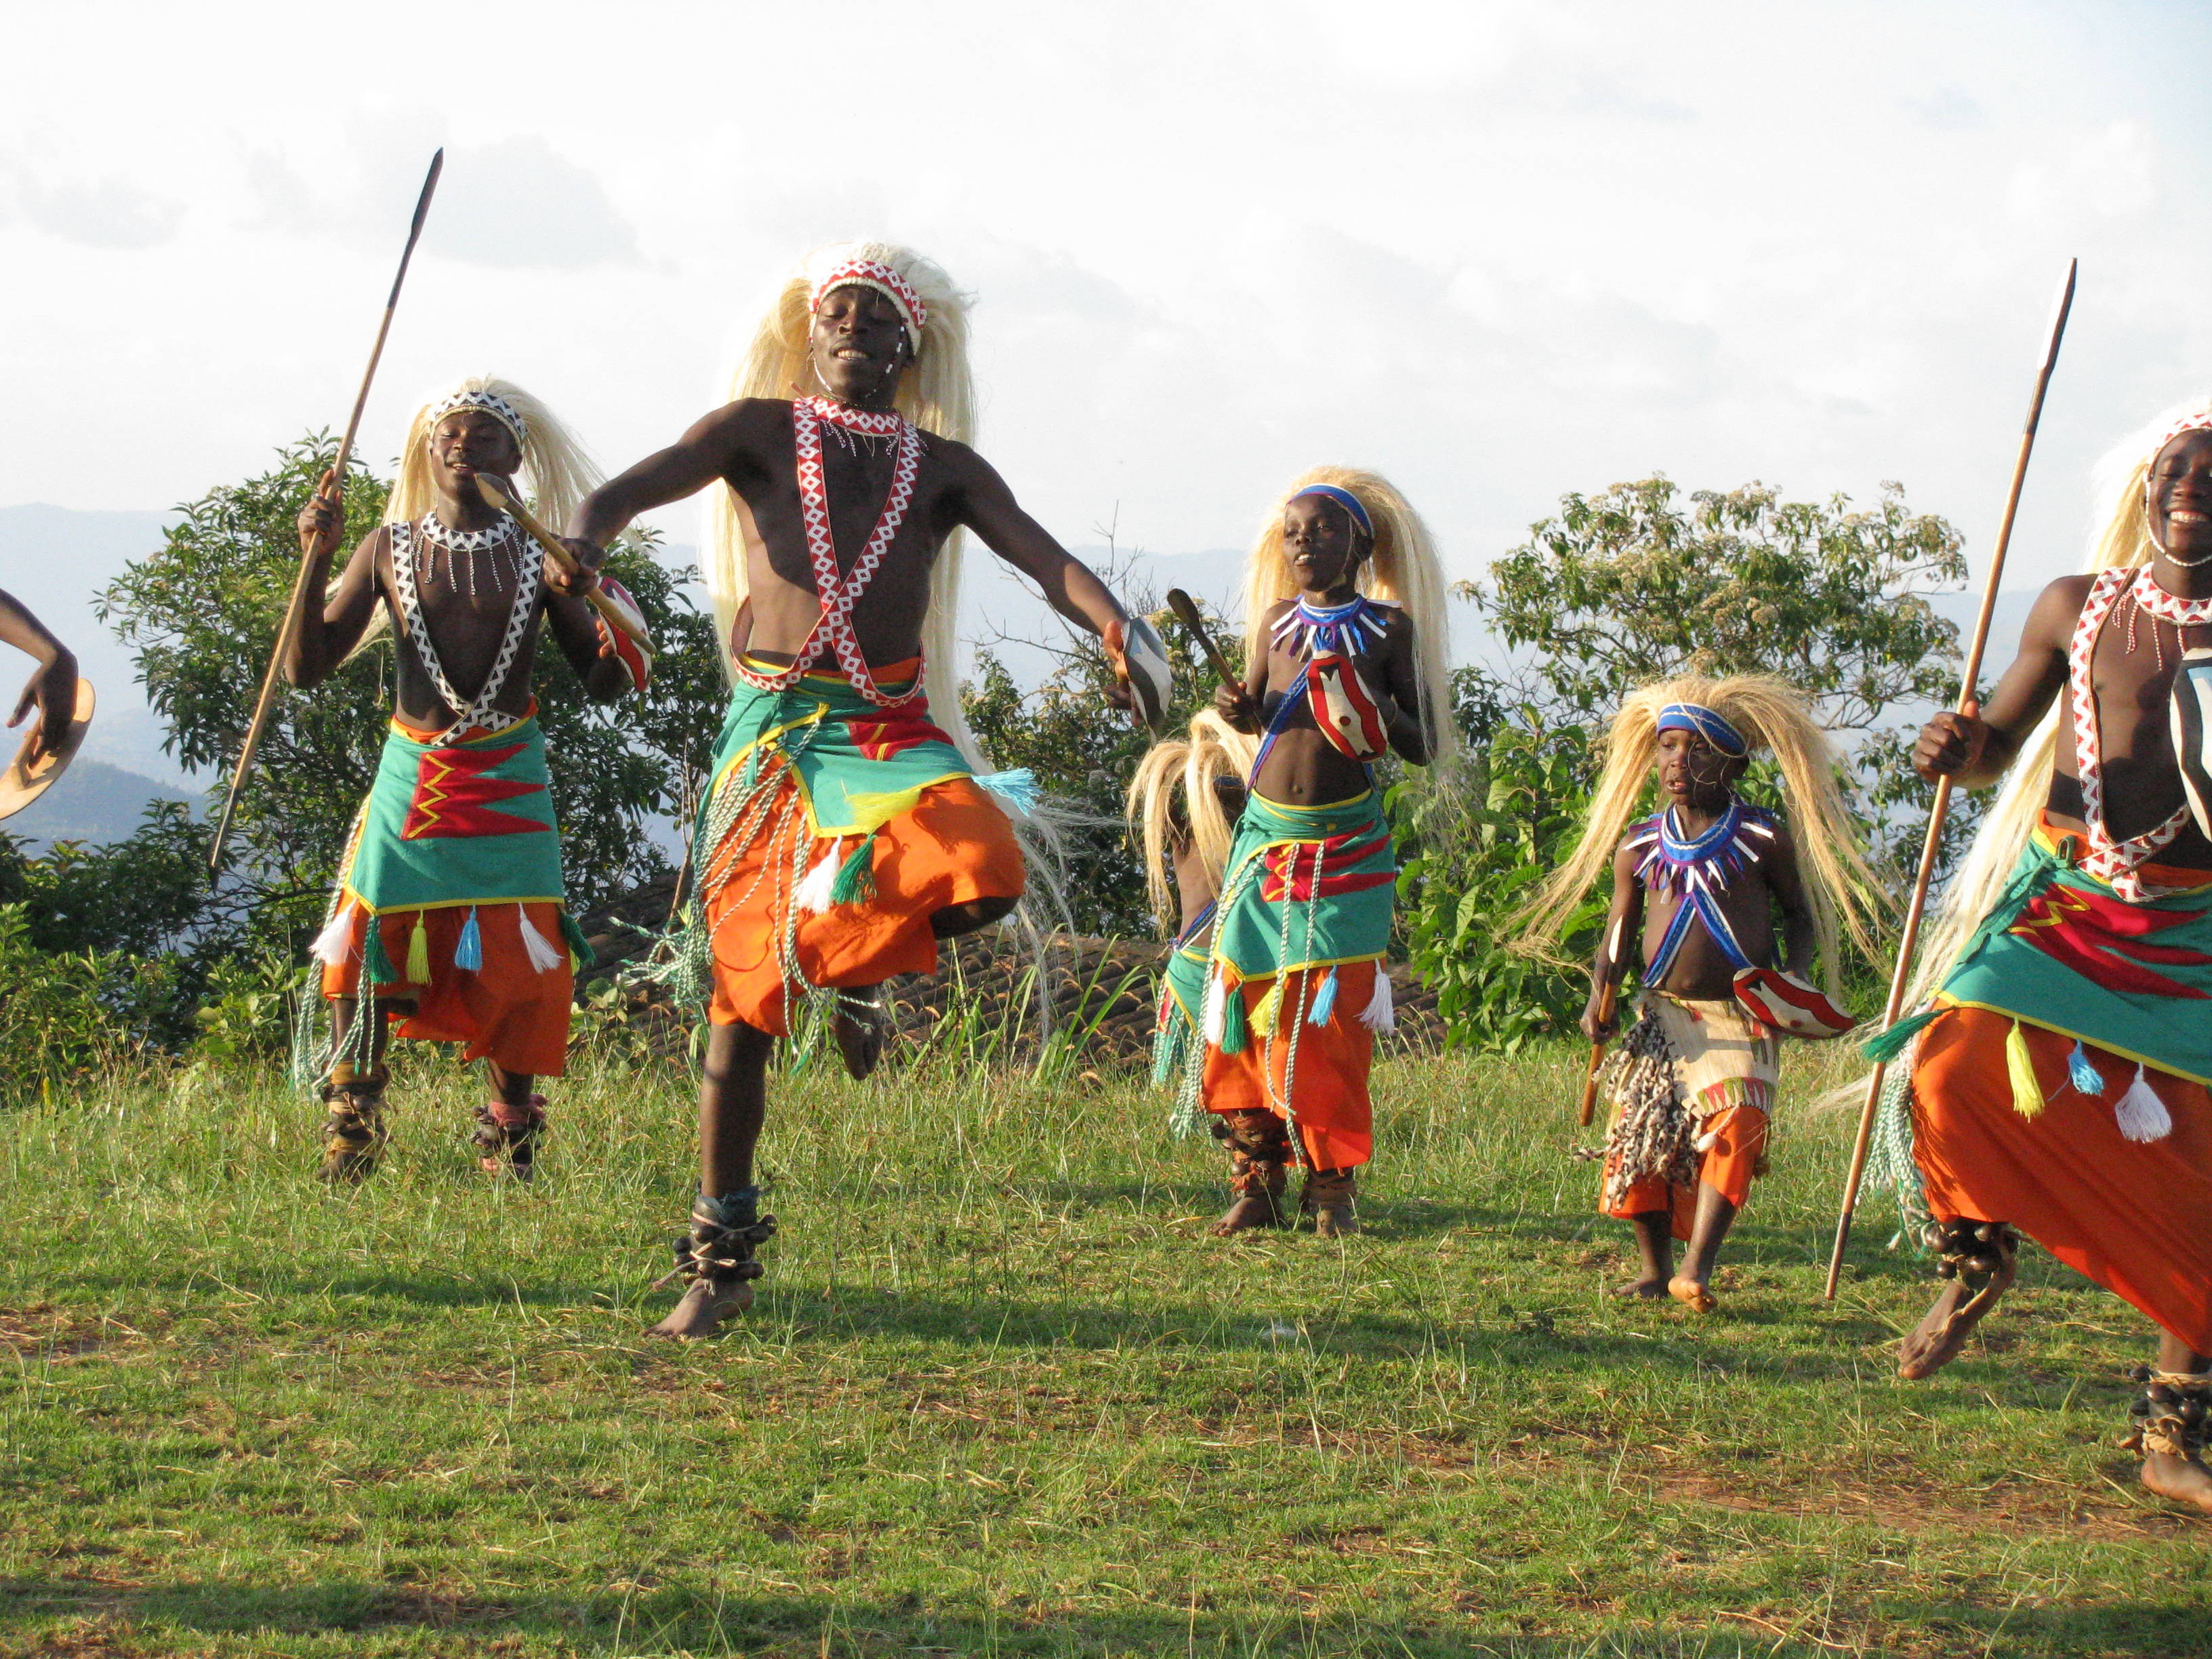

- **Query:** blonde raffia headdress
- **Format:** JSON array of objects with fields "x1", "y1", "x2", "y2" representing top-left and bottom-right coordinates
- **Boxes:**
[
  {"x1": 1126, "y1": 710, "x2": 1259, "y2": 936},
  {"x1": 387, "y1": 374, "x2": 598, "y2": 536},
  {"x1": 1515, "y1": 674, "x2": 1884, "y2": 996},
  {"x1": 705, "y1": 241, "x2": 981, "y2": 761},
  {"x1": 1899, "y1": 393, "x2": 2212, "y2": 1008},
  {"x1": 1238, "y1": 466, "x2": 1460, "y2": 765}
]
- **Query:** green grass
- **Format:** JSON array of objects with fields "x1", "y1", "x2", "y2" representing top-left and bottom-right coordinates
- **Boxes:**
[{"x1": 1, "y1": 1041, "x2": 2207, "y2": 1658}]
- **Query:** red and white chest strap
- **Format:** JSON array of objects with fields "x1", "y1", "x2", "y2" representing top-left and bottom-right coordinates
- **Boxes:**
[
  {"x1": 2069, "y1": 567, "x2": 2192, "y2": 899},
  {"x1": 732, "y1": 397, "x2": 925, "y2": 710}
]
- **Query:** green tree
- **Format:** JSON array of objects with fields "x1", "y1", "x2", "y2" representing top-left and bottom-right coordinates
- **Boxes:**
[{"x1": 98, "y1": 435, "x2": 726, "y2": 953}]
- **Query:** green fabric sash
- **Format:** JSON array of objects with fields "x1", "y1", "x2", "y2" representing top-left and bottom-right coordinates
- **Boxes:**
[
  {"x1": 1210, "y1": 790, "x2": 1395, "y2": 982},
  {"x1": 701, "y1": 666, "x2": 975, "y2": 840},
  {"x1": 342, "y1": 715, "x2": 565, "y2": 916},
  {"x1": 1931, "y1": 830, "x2": 2212, "y2": 1085}
]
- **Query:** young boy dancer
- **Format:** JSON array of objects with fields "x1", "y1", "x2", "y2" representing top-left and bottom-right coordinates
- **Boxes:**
[
  {"x1": 1128, "y1": 710, "x2": 1254, "y2": 1126},
  {"x1": 289, "y1": 376, "x2": 647, "y2": 1183},
  {"x1": 1521, "y1": 677, "x2": 1877, "y2": 1311},
  {"x1": 571, "y1": 242, "x2": 1151, "y2": 1337},
  {"x1": 1873, "y1": 399, "x2": 2212, "y2": 1513},
  {"x1": 1206, "y1": 468, "x2": 1454, "y2": 1239}
]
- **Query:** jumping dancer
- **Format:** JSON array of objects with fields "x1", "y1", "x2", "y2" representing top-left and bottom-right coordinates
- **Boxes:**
[
  {"x1": 572, "y1": 242, "x2": 1158, "y2": 1336},
  {"x1": 1868, "y1": 398, "x2": 2212, "y2": 1513}
]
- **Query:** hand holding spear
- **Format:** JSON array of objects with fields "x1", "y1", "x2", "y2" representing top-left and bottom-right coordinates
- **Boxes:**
[
  {"x1": 207, "y1": 150, "x2": 444, "y2": 873},
  {"x1": 1578, "y1": 913, "x2": 1628, "y2": 1128},
  {"x1": 1822, "y1": 258, "x2": 2077, "y2": 1299}
]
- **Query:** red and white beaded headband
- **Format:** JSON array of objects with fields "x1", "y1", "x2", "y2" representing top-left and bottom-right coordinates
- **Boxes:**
[
  {"x1": 424, "y1": 388, "x2": 528, "y2": 448},
  {"x1": 809, "y1": 259, "x2": 927, "y2": 346}
]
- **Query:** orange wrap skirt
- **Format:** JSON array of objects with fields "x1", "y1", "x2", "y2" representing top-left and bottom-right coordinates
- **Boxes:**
[
  {"x1": 703, "y1": 764, "x2": 1025, "y2": 1037},
  {"x1": 1202, "y1": 961, "x2": 1378, "y2": 1171},
  {"x1": 320, "y1": 900, "x2": 574, "y2": 1077},
  {"x1": 1914, "y1": 1004, "x2": 2212, "y2": 1355}
]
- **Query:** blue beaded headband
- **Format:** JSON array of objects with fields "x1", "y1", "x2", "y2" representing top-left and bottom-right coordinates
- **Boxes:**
[
  {"x1": 1656, "y1": 702, "x2": 1748, "y2": 758},
  {"x1": 1290, "y1": 483, "x2": 1373, "y2": 539}
]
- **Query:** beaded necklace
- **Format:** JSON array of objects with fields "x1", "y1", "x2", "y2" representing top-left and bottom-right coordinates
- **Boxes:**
[{"x1": 1625, "y1": 800, "x2": 1778, "y2": 982}]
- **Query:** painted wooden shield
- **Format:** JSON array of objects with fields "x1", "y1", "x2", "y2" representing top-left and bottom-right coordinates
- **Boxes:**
[
  {"x1": 1305, "y1": 653, "x2": 1389, "y2": 762},
  {"x1": 0, "y1": 677, "x2": 95, "y2": 821},
  {"x1": 1732, "y1": 965, "x2": 1855, "y2": 1040},
  {"x1": 2170, "y1": 645, "x2": 2212, "y2": 840},
  {"x1": 1120, "y1": 614, "x2": 1172, "y2": 730}
]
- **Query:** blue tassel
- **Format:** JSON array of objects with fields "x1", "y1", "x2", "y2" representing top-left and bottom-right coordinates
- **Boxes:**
[
  {"x1": 1308, "y1": 966, "x2": 1339, "y2": 1027},
  {"x1": 1860, "y1": 1007, "x2": 1938, "y2": 1063},
  {"x1": 977, "y1": 768, "x2": 1042, "y2": 815},
  {"x1": 2067, "y1": 1040, "x2": 2103, "y2": 1097},
  {"x1": 455, "y1": 905, "x2": 483, "y2": 972}
]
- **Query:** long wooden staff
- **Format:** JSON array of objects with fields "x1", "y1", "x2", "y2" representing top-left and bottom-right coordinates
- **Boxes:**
[
  {"x1": 473, "y1": 478, "x2": 652, "y2": 647},
  {"x1": 1822, "y1": 258, "x2": 2077, "y2": 1300},
  {"x1": 1577, "y1": 914, "x2": 1627, "y2": 1127},
  {"x1": 207, "y1": 150, "x2": 445, "y2": 872},
  {"x1": 1166, "y1": 588, "x2": 1242, "y2": 693}
]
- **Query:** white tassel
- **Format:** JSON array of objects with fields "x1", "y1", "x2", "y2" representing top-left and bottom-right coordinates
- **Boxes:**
[
  {"x1": 1202, "y1": 972, "x2": 1227, "y2": 1045},
  {"x1": 2114, "y1": 1064, "x2": 2173, "y2": 1143},
  {"x1": 518, "y1": 906, "x2": 565, "y2": 973},
  {"x1": 795, "y1": 846, "x2": 842, "y2": 915},
  {"x1": 1357, "y1": 966, "x2": 1395, "y2": 1033},
  {"x1": 310, "y1": 905, "x2": 355, "y2": 966}
]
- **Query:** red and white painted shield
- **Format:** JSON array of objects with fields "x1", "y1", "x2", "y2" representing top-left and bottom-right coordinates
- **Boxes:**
[
  {"x1": 1732, "y1": 966, "x2": 1855, "y2": 1040},
  {"x1": 595, "y1": 575, "x2": 654, "y2": 693},
  {"x1": 1306, "y1": 653, "x2": 1389, "y2": 762}
]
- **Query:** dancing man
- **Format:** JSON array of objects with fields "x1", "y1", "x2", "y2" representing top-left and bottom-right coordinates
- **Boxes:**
[
  {"x1": 1206, "y1": 468, "x2": 1454, "y2": 1239},
  {"x1": 1870, "y1": 401, "x2": 2212, "y2": 1513},
  {"x1": 289, "y1": 376, "x2": 647, "y2": 1183},
  {"x1": 1521, "y1": 678, "x2": 1879, "y2": 1311},
  {"x1": 571, "y1": 243, "x2": 1150, "y2": 1337}
]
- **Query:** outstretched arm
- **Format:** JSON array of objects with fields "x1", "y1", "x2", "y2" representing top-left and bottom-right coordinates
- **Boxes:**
[
  {"x1": 1914, "y1": 575, "x2": 2079, "y2": 787},
  {"x1": 1763, "y1": 819, "x2": 1817, "y2": 979},
  {"x1": 0, "y1": 588, "x2": 80, "y2": 763},
  {"x1": 1582, "y1": 844, "x2": 1645, "y2": 1043},
  {"x1": 572, "y1": 404, "x2": 750, "y2": 553},
  {"x1": 284, "y1": 472, "x2": 386, "y2": 689},
  {"x1": 956, "y1": 451, "x2": 1128, "y2": 642}
]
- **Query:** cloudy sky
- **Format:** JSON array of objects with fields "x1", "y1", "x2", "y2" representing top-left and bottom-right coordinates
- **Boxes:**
[{"x1": 5, "y1": 0, "x2": 2211, "y2": 609}]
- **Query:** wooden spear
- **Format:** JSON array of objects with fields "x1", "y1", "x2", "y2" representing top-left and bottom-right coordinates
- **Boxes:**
[
  {"x1": 207, "y1": 150, "x2": 445, "y2": 873},
  {"x1": 1822, "y1": 258, "x2": 2077, "y2": 1300}
]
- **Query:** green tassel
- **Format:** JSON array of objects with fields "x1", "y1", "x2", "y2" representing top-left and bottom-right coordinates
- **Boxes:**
[
  {"x1": 1219, "y1": 983, "x2": 1248, "y2": 1055},
  {"x1": 1860, "y1": 1006, "x2": 1938, "y2": 1064},
  {"x1": 559, "y1": 911, "x2": 596, "y2": 972},
  {"x1": 2006, "y1": 1019, "x2": 2045, "y2": 1119},
  {"x1": 405, "y1": 911, "x2": 431, "y2": 984},
  {"x1": 828, "y1": 832, "x2": 879, "y2": 906},
  {"x1": 363, "y1": 918, "x2": 398, "y2": 986}
]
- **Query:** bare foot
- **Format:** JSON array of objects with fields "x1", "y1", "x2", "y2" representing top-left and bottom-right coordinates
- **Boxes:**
[
  {"x1": 834, "y1": 992, "x2": 885, "y2": 1082},
  {"x1": 1610, "y1": 1278, "x2": 1668, "y2": 1300},
  {"x1": 1311, "y1": 1204, "x2": 1357, "y2": 1239},
  {"x1": 1668, "y1": 1275, "x2": 1718, "y2": 1313},
  {"x1": 2141, "y1": 1451, "x2": 2212, "y2": 1514},
  {"x1": 646, "y1": 1277, "x2": 754, "y2": 1338},
  {"x1": 1897, "y1": 1262, "x2": 2015, "y2": 1380}
]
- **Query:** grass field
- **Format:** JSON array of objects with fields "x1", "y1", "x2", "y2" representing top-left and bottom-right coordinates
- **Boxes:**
[{"x1": 2, "y1": 1040, "x2": 2208, "y2": 1658}]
